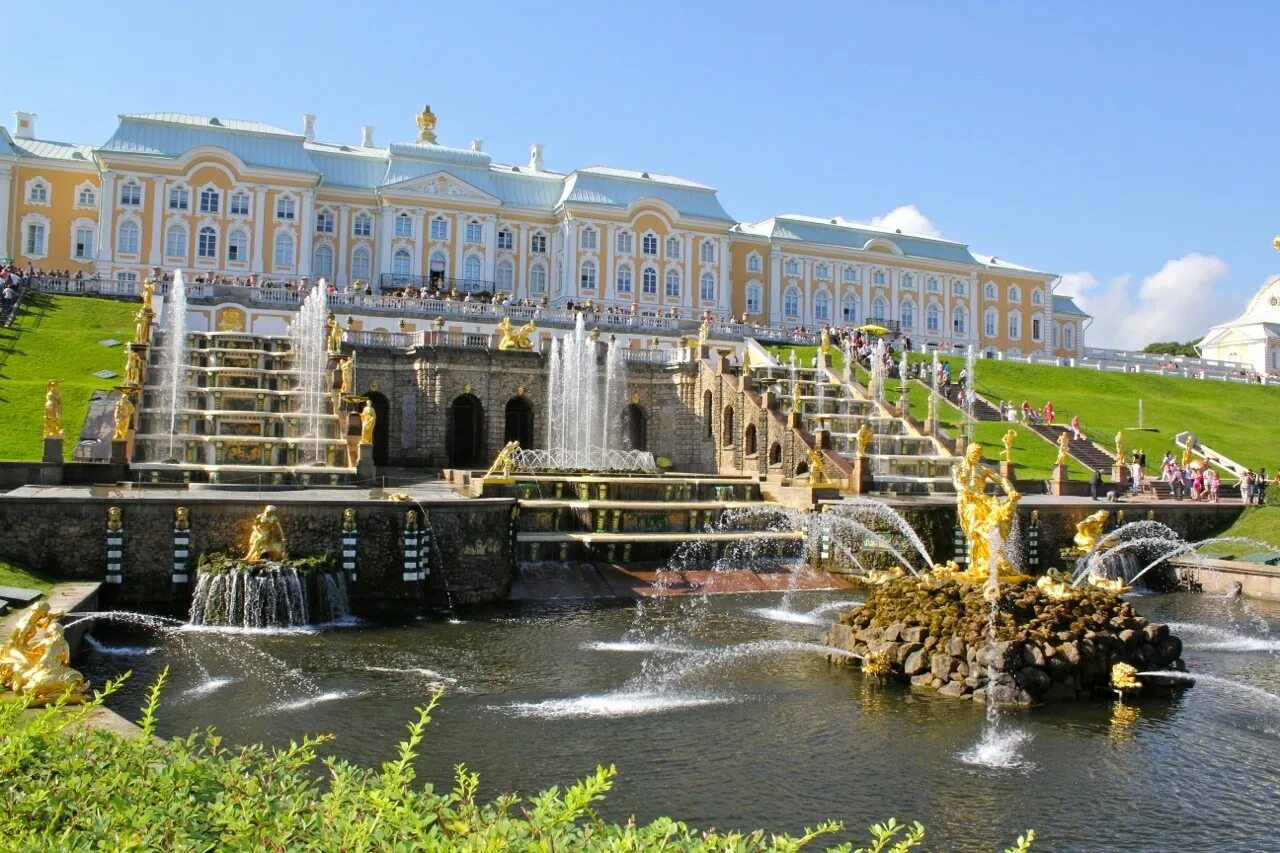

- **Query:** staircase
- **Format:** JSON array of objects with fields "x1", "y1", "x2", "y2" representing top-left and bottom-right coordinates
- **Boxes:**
[
  {"x1": 925, "y1": 380, "x2": 1002, "y2": 422},
  {"x1": 1026, "y1": 423, "x2": 1115, "y2": 472}
]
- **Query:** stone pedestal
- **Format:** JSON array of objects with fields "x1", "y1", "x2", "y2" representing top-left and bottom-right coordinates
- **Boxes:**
[
  {"x1": 357, "y1": 443, "x2": 376, "y2": 481},
  {"x1": 1111, "y1": 464, "x2": 1129, "y2": 486},
  {"x1": 787, "y1": 412, "x2": 802, "y2": 430},
  {"x1": 1000, "y1": 460, "x2": 1016, "y2": 482},
  {"x1": 813, "y1": 428, "x2": 831, "y2": 450},
  {"x1": 850, "y1": 456, "x2": 874, "y2": 494},
  {"x1": 1048, "y1": 463, "x2": 1069, "y2": 496},
  {"x1": 42, "y1": 436, "x2": 64, "y2": 464},
  {"x1": 109, "y1": 439, "x2": 128, "y2": 465}
]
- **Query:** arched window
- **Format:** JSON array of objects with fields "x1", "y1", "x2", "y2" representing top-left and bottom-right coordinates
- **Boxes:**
[
  {"x1": 580, "y1": 259, "x2": 597, "y2": 291},
  {"x1": 430, "y1": 217, "x2": 449, "y2": 240},
  {"x1": 1051, "y1": 322, "x2": 1059, "y2": 348},
  {"x1": 872, "y1": 297, "x2": 888, "y2": 322},
  {"x1": 28, "y1": 180, "x2": 48, "y2": 204},
  {"x1": 902, "y1": 273, "x2": 915, "y2": 290},
  {"x1": 275, "y1": 196, "x2": 296, "y2": 220},
  {"x1": 497, "y1": 228, "x2": 513, "y2": 250},
  {"x1": 465, "y1": 220, "x2": 482, "y2": 243},
  {"x1": 984, "y1": 283, "x2": 997, "y2": 300},
  {"x1": 616, "y1": 264, "x2": 633, "y2": 294},
  {"x1": 700, "y1": 241, "x2": 715, "y2": 263},
  {"x1": 842, "y1": 295, "x2": 858, "y2": 323},
  {"x1": 1008, "y1": 311, "x2": 1021, "y2": 339},
  {"x1": 116, "y1": 220, "x2": 140, "y2": 255},
  {"x1": 530, "y1": 263, "x2": 547, "y2": 293},
  {"x1": 953, "y1": 279, "x2": 968, "y2": 296},
  {"x1": 394, "y1": 213, "x2": 413, "y2": 237},
  {"x1": 164, "y1": 223, "x2": 187, "y2": 259},
  {"x1": 843, "y1": 265, "x2": 858, "y2": 283},
  {"x1": 703, "y1": 390, "x2": 714, "y2": 437},
  {"x1": 699, "y1": 272, "x2": 715, "y2": 302},
  {"x1": 901, "y1": 300, "x2": 915, "y2": 330},
  {"x1": 984, "y1": 308, "x2": 998, "y2": 338},
  {"x1": 273, "y1": 233, "x2": 295, "y2": 268},
  {"x1": 1031, "y1": 314, "x2": 1043, "y2": 341},
  {"x1": 120, "y1": 181, "x2": 142, "y2": 206},
  {"x1": 463, "y1": 255, "x2": 482, "y2": 282},
  {"x1": 353, "y1": 213, "x2": 372, "y2": 237},
  {"x1": 783, "y1": 288, "x2": 800, "y2": 317},
  {"x1": 429, "y1": 250, "x2": 447, "y2": 272},
  {"x1": 953, "y1": 306, "x2": 968, "y2": 335},
  {"x1": 227, "y1": 229, "x2": 247, "y2": 262},
  {"x1": 529, "y1": 232, "x2": 547, "y2": 253},
  {"x1": 1008, "y1": 284, "x2": 1021, "y2": 303},
  {"x1": 665, "y1": 269, "x2": 681, "y2": 298},
  {"x1": 746, "y1": 283, "x2": 762, "y2": 313},
  {"x1": 744, "y1": 423, "x2": 757, "y2": 456},
  {"x1": 351, "y1": 246, "x2": 371, "y2": 281},
  {"x1": 615, "y1": 230, "x2": 633, "y2": 254},
  {"x1": 926, "y1": 304, "x2": 941, "y2": 332},
  {"x1": 197, "y1": 187, "x2": 218, "y2": 213},
  {"x1": 313, "y1": 243, "x2": 334, "y2": 279},
  {"x1": 229, "y1": 191, "x2": 250, "y2": 216},
  {"x1": 665, "y1": 236, "x2": 681, "y2": 259},
  {"x1": 784, "y1": 258, "x2": 800, "y2": 276},
  {"x1": 746, "y1": 252, "x2": 762, "y2": 273},
  {"x1": 642, "y1": 233, "x2": 658, "y2": 255},
  {"x1": 814, "y1": 291, "x2": 830, "y2": 321},
  {"x1": 315, "y1": 210, "x2": 334, "y2": 233},
  {"x1": 927, "y1": 276, "x2": 940, "y2": 293},
  {"x1": 1032, "y1": 288, "x2": 1043, "y2": 305},
  {"x1": 642, "y1": 266, "x2": 658, "y2": 295},
  {"x1": 197, "y1": 226, "x2": 217, "y2": 259},
  {"x1": 496, "y1": 259, "x2": 514, "y2": 292},
  {"x1": 721, "y1": 406, "x2": 735, "y2": 446},
  {"x1": 77, "y1": 185, "x2": 95, "y2": 207},
  {"x1": 873, "y1": 268, "x2": 886, "y2": 285},
  {"x1": 579, "y1": 226, "x2": 597, "y2": 250},
  {"x1": 815, "y1": 262, "x2": 830, "y2": 280},
  {"x1": 392, "y1": 248, "x2": 412, "y2": 277}
]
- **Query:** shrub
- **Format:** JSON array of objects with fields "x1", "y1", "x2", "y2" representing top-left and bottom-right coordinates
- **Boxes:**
[{"x1": 1, "y1": 672, "x2": 1034, "y2": 851}]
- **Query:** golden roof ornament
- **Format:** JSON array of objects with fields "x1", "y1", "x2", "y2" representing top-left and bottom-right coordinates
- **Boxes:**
[{"x1": 416, "y1": 104, "x2": 438, "y2": 144}]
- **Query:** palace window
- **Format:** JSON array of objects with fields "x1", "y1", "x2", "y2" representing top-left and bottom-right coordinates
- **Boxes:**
[
  {"x1": 814, "y1": 291, "x2": 830, "y2": 321},
  {"x1": 497, "y1": 228, "x2": 513, "y2": 250},
  {"x1": 315, "y1": 211, "x2": 334, "y2": 234},
  {"x1": 197, "y1": 226, "x2": 217, "y2": 259},
  {"x1": 1032, "y1": 288, "x2": 1043, "y2": 305},
  {"x1": 116, "y1": 271, "x2": 138, "y2": 282},
  {"x1": 351, "y1": 246, "x2": 371, "y2": 281},
  {"x1": 431, "y1": 217, "x2": 449, "y2": 241},
  {"x1": 616, "y1": 264, "x2": 633, "y2": 294},
  {"x1": 665, "y1": 269, "x2": 681, "y2": 298},
  {"x1": 25, "y1": 222, "x2": 46, "y2": 256},
  {"x1": 580, "y1": 226, "x2": 597, "y2": 251},
  {"x1": 580, "y1": 260, "x2": 597, "y2": 291},
  {"x1": 984, "y1": 308, "x2": 998, "y2": 337},
  {"x1": 954, "y1": 306, "x2": 968, "y2": 335},
  {"x1": 666, "y1": 236, "x2": 681, "y2": 259},
  {"x1": 168, "y1": 187, "x2": 189, "y2": 210},
  {"x1": 1008, "y1": 284, "x2": 1021, "y2": 303},
  {"x1": 119, "y1": 181, "x2": 142, "y2": 207},
  {"x1": 275, "y1": 196, "x2": 296, "y2": 220},
  {"x1": 229, "y1": 192, "x2": 250, "y2": 216},
  {"x1": 394, "y1": 213, "x2": 413, "y2": 238},
  {"x1": 273, "y1": 233, "x2": 295, "y2": 268},
  {"x1": 313, "y1": 244, "x2": 334, "y2": 279},
  {"x1": 227, "y1": 229, "x2": 247, "y2": 262},
  {"x1": 927, "y1": 276, "x2": 940, "y2": 293},
  {"x1": 28, "y1": 181, "x2": 48, "y2": 204},
  {"x1": 164, "y1": 223, "x2": 187, "y2": 259},
  {"x1": 842, "y1": 295, "x2": 858, "y2": 323},
  {"x1": 926, "y1": 304, "x2": 941, "y2": 332},
  {"x1": 815, "y1": 262, "x2": 830, "y2": 280},
  {"x1": 872, "y1": 297, "x2": 888, "y2": 322},
  {"x1": 843, "y1": 265, "x2": 858, "y2": 283},
  {"x1": 530, "y1": 263, "x2": 547, "y2": 293},
  {"x1": 496, "y1": 259, "x2": 513, "y2": 292},
  {"x1": 1051, "y1": 323, "x2": 1059, "y2": 348},
  {"x1": 783, "y1": 288, "x2": 800, "y2": 317},
  {"x1": 746, "y1": 283, "x2": 762, "y2": 314},
  {"x1": 642, "y1": 233, "x2": 658, "y2": 256},
  {"x1": 746, "y1": 252, "x2": 762, "y2": 273},
  {"x1": 1032, "y1": 315, "x2": 1043, "y2": 341},
  {"x1": 873, "y1": 269, "x2": 886, "y2": 286},
  {"x1": 784, "y1": 258, "x2": 800, "y2": 276},
  {"x1": 465, "y1": 220, "x2": 482, "y2": 244},
  {"x1": 197, "y1": 187, "x2": 219, "y2": 213},
  {"x1": 353, "y1": 213, "x2": 372, "y2": 237},
  {"x1": 74, "y1": 225, "x2": 95, "y2": 260},
  {"x1": 616, "y1": 230, "x2": 633, "y2": 254},
  {"x1": 1064, "y1": 324, "x2": 1074, "y2": 350},
  {"x1": 700, "y1": 240, "x2": 715, "y2": 263},
  {"x1": 116, "y1": 220, "x2": 140, "y2": 255},
  {"x1": 463, "y1": 255, "x2": 482, "y2": 282},
  {"x1": 77, "y1": 186, "x2": 95, "y2": 207},
  {"x1": 700, "y1": 272, "x2": 715, "y2": 302},
  {"x1": 902, "y1": 273, "x2": 915, "y2": 290},
  {"x1": 1008, "y1": 312, "x2": 1021, "y2": 339},
  {"x1": 392, "y1": 248, "x2": 411, "y2": 277},
  {"x1": 530, "y1": 232, "x2": 547, "y2": 254},
  {"x1": 901, "y1": 301, "x2": 915, "y2": 330},
  {"x1": 953, "y1": 279, "x2": 968, "y2": 296},
  {"x1": 642, "y1": 266, "x2": 657, "y2": 295}
]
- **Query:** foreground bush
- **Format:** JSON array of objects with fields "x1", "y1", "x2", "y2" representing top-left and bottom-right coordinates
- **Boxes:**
[{"x1": 0, "y1": 671, "x2": 1035, "y2": 851}]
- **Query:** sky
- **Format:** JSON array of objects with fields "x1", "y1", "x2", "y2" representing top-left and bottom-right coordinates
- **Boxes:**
[{"x1": 7, "y1": 1, "x2": 1279, "y2": 348}]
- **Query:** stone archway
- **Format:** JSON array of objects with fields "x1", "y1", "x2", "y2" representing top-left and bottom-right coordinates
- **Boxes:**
[
  {"x1": 721, "y1": 406, "x2": 735, "y2": 447},
  {"x1": 364, "y1": 390, "x2": 390, "y2": 466},
  {"x1": 504, "y1": 396, "x2": 534, "y2": 448},
  {"x1": 703, "y1": 390, "x2": 713, "y2": 437},
  {"x1": 447, "y1": 393, "x2": 485, "y2": 468},
  {"x1": 769, "y1": 442, "x2": 782, "y2": 467},
  {"x1": 622, "y1": 403, "x2": 647, "y2": 451},
  {"x1": 744, "y1": 423, "x2": 757, "y2": 457}
]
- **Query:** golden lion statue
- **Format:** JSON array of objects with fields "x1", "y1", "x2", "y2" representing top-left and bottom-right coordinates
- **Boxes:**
[
  {"x1": 1074, "y1": 510, "x2": 1110, "y2": 550},
  {"x1": 497, "y1": 317, "x2": 537, "y2": 351}
]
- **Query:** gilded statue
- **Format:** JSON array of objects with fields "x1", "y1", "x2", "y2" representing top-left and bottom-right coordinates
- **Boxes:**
[
  {"x1": 1181, "y1": 436, "x2": 1195, "y2": 467},
  {"x1": 496, "y1": 318, "x2": 537, "y2": 351},
  {"x1": 245, "y1": 505, "x2": 288, "y2": 562},
  {"x1": 698, "y1": 319, "x2": 712, "y2": 345},
  {"x1": 134, "y1": 306, "x2": 153, "y2": 344},
  {"x1": 404, "y1": 510, "x2": 419, "y2": 532},
  {"x1": 140, "y1": 278, "x2": 156, "y2": 312},
  {"x1": 951, "y1": 442, "x2": 1021, "y2": 587},
  {"x1": 360, "y1": 399, "x2": 377, "y2": 445},
  {"x1": 327, "y1": 313, "x2": 344, "y2": 354},
  {"x1": 342, "y1": 508, "x2": 357, "y2": 532},
  {"x1": 1000, "y1": 428, "x2": 1017, "y2": 462},
  {"x1": 1114, "y1": 430, "x2": 1125, "y2": 465},
  {"x1": 340, "y1": 354, "x2": 355, "y2": 394},
  {"x1": 806, "y1": 448, "x2": 832, "y2": 486},
  {"x1": 856, "y1": 422, "x2": 875, "y2": 457},
  {"x1": 1073, "y1": 510, "x2": 1111, "y2": 550},
  {"x1": 175, "y1": 506, "x2": 190, "y2": 531},
  {"x1": 1035, "y1": 569, "x2": 1076, "y2": 600},
  {"x1": 125, "y1": 348, "x2": 145, "y2": 387},
  {"x1": 106, "y1": 506, "x2": 122, "y2": 532},
  {"x1": 42, "y1": 379, "x2": 63, "y2": 439},
  {"x1": 1056, "y1": 431, "x2": 1071, "y2": 466},
  {"x1": 485, "y1": 440, "x2": 521, "y2": 479},
  {"x1": 112, "y1": 387, "x2": 136, "y2": 442},
  {"x1": 416, "y1": 104, "x2": 438, "y2": 144},
  {"x1": 819, "y1": 327, "x2": 831, "y2": 356},
  {"x1": 1, "y1": 602, "x2": 88, "y2": 706}
]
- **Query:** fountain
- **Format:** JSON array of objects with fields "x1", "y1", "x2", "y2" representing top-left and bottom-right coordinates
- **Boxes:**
[
  {"x1": 289, "y1": 285, "x2": 331, "y2": 465},
  {"x1": 964, "y1": 343, "x2": 977, "y2": 443},
  {"x1": 156, "y1": 270, "x2": 189, "y2": 461}
]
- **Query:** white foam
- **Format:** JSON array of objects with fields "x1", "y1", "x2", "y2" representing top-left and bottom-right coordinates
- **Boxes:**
[
  {"x1": 505, "y1": 691, "x2": 734, "y2": 719},
  {"x1": 183, "y1": 676, "x2": 239, "y2": 698},
  {"x1": 958, "y1": 726, "x2": 1034, "y2": 771},
  {"x1": 1167, "y1": 622, "x2": 1280, "y2": 653},
  {"x1": 267, "y1": 690, "x2": 362, "y2": 713},
  {"x1": 582, "y1": 640, "x2": 695, "y2": 654},
  {"x1": 746, "y1": 607, "x2": 826, "y2": 626},
  {"x1": 363, "y1": 666, "x2": 458, "y2": 684},
  {"x1": 85, "y1": 636, "x2": 159, "y2": 657}
]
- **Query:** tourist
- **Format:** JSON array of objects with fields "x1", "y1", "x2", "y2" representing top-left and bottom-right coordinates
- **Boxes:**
[
  {"x1": 1089, "y1": 467, "x2": 1102, "y2": 500},
  {"x1": 1207, "y1": 468, "x2": 1221, "y2": 503},
  {"x1": 1239, "y1": 470, "x2": 1254, "y2": 505},
  {"x1": 1255, "y1": 472, "x2": 1268, "y2": 506},
  {"x1": 1131, "y1": 452, "x2": 1144, "y2": 494},
  {"x1": 1020, "y1": 400, "x2": 1032, "y2": 423},
  {"x1": 1167, "y1": 464, "x2": 1184, "y2": 500},
  {"x1": 1070, "y1": 414, "x2": 1083, "y2": 440},
  {"x1": 1190, "y1": 469, "x2": 1203, "y2": 501},
  {"x1": 1043, "y1": 401, "x2": 1055, "y2": 425}
]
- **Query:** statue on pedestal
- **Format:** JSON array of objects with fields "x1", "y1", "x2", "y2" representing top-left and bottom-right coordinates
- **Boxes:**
[
  {"x1": 141, "y1": 278, "x2": 156, "y2": 312},
  {"x1": 1056, "y1": 431, "x2": 1071, "y2": 466},
  {"x1": 1114, "y1": 431, "x2": 1125, "y2": 464},
  {"x1": 485, "y1": 440, "x2": 521, "y2": 479},
  {"x1": 496, "y1": 318, "x2": 536, "y2": 351},
  {"x1": 134, "y1": 307, "x2": 153, "y2": 344},
  {"x1": 1000, "y1": 428, "x2": 1017, "y2": 462},
  {"x1": 245, "y1": 505, "x2": 288, "y2": 562},
  {"x1": 806, "y1": 448, "x2": 832, "y2": 485},
  {"x1": 951, "y1": 442, "x2": 1022, "y2": 590},
  {"x1": 327, "y1": 313, "x2": 344, "y2": 354},
  {"x1": 856, "y1": 422, "x2": 875, "y2": 457},
  {"x1": 42, "y1": 380, "x2": 63, "y2": 438},
  {"x1": 819, "y1": 327, "x2": 831, "y2": 357},
  {"x1": 360, "y1": 399, "x2": 377, "y2": 445},
  {"x1": 0, "y1": 602, "x2": 88, "y2": 706},
  {"x1": 125, "y1": 348, "x2": 145, "y2": 387},
  {"x1": 698, "y1": 319, "x2": 712, "y2": 345},
  {"x1": 112, "y1": 386, "x2": 137, "y2": 441}
]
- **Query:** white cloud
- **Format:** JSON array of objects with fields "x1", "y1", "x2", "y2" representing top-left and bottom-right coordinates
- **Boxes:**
[
  {"x1": 864, "y1": 205, "x2": 941, "y2": 239},
  {"x1": 1059, "y1": 253, "x2": 1231, "y2": 349}
]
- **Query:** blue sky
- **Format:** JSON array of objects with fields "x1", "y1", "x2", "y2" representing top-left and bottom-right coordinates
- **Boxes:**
[{"x1": 8, "y1": 1, "x2": 1278, "y2": 346}]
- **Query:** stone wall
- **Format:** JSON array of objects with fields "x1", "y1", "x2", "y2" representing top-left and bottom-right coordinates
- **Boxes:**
[{"x1": 0, "y1": 494, "x2": 516, "y2": 616}]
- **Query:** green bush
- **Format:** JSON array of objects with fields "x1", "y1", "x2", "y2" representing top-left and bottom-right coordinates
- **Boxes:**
[{"x1": 1, "y1": 672, "x2": 1036, "y2": 851}]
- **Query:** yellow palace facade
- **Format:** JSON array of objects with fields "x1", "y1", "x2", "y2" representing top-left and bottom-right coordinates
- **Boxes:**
[{"x1": 0, "y1": 109, "x2": 1087, "y2": 357}]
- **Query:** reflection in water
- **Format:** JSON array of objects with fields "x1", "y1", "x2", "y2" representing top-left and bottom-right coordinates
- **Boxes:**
[{"x1": 79, "y1": 591, "x2": 1280, "y2": 851}]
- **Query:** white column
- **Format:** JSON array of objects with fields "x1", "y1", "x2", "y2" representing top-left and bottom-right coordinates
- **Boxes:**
[
  {"x1": 251, "y1": 185, "x2": 267, "y2": 274},
  {"x1": 482, "y1": 214, "x2": 497, "y2": 285},
  {"x1": 768, "y1": 247, "x2": 782, "y2": 324},
  {"x1": 147, "y1": 177, "x2": 165, "y2": 266},
  {"x1": 376, "y1": 205, "x2": 394, "y2": 285},
  {"x1": 604, "y1": 224, "x2": 615, "y2": 304},
  {"x1": 0, "y1": 164, "x2": 12, "y2": 260},
  {"x1": 298, "y1": 189, "x2": 315, "y2": 276},
  {"x1": 561, "y1": 220, "x2": 577, "y2": 299},
  {"x1": 516, "y1": 222, "x2": 527, "y2": 298},
  {"x1": 95, "y1": 170, "x2": 116, "y2": 267},
  {"x1": 411, "y1": 211, "x2": 424, "y2": 280},
  {"x1": 718, "y1": 236, "x2": 731, "y2": 317},
  {"x1": 336, "y1": 206, "x2": 349, "y2": 286}
]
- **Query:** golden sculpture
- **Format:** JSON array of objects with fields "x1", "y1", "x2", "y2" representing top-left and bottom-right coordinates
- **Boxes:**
[
  {"x1": 1000, "y1": 428, "x2": 1017, "y2": 462},
  {"x1": 404, "y1": 510, "x2": 419, "y2": 532},
  {"x1": 175, "y1": 506, "x2": 190, "y2": 531},
  {"x1": 1090, "y1": 575, "x2": 1130, "y2": 594},
  {"x1": 1114, "y1": 431, "x2": 1125, "y2": 465},
  {"x1": 106, "y1": 506, "x2": 123, "y2": 532},
  {"x1": 951, "y1": 443, "x2": 1022, "y2": 590},
  {"x1": 245, "y1": 505, "x2": 288, "y2": 562},
  {"x1": 862, "y1": 648, "x2": 892, "y2": 677},
  {"x1": 140, "y1": 278, "x2": 156, "y2": 312},
  {"x1": 385, "y1": 492, "x2": 412, "y2": 502},
  {"x1": 484, "y1": 440, "x2": 521, "y2": 479},
  {"x1": 1181, "y1": 436, "x2": 1195, "y2": 467},
  {"x1": 1056, "y1": 431, "x2": 1071, "y2": 466},
  {"x1": 42, "y1": 379, "x2": 64, "y2": 439},
  {"x1": 342, "y1": 508, "x2": 357, "y2": 531},
  {"x1": 112, "y1": 387, "x2": 136, "y2": 442},
  {"x1": 819, "y1": 327, "x2": 831, "y2": 357},
  {"x1": 124, "y1": 348, "x2": 145, "y2": 387},
  {"x1": 359, "y1": 399, "x2": 377, "y2": 445},
  {"x1": 340, "y1": 354, "x2": 355, "y2": 394},
  {"x1": 856, "y1": 422, "x2": 875, "y2": 457},
  {"x1": 415, "y1": 104, "x2": 438, "y2": 144},
  {"x1": 1074, "y1": 510, "x2": 1110, "y2": 550},
  {"x1": 134, "y1": 306, "x2": 153, "y2": 344},
  {"x1": 1034, "y1": 568, "x2": 1077, "y2": 600},
  {"x1": 806, "y1": 448, "x2": 832, "y2": 486},
  {"x1": 327, "y1": 313, "x2": 344, "y2": 354},
  {"x1": 1, "y1": 602, "x2": 89, "y2": 706},
  {"x1": 698, "y1": 319, "x2": 712, "y2": 345},
  {"x1": 1110, "y1": 662, "x2": 1142, "y2": 694},
  {"x1": 496, "y1": 317, "x2": 537, "y2": 351}
]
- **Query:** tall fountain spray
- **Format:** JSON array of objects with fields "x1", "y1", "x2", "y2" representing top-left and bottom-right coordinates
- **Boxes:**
[
  {"x1": 930, "y1": 349, "x2": 940, "y2": 438},
  {"x1": 157, "y1": 270, "x2": 189, "y2": 461},
  {"x1": 544, "y1": 314, "x2": 627, "y2": 469},
  {"x1": 965, "y1": 343, "x2": 978, "y2": 443},
  {"x1": 869, "y1": 339, "x2": 886, "y2": 405},
  {"x1": 289, "y1": 285, "x2": 331, "y2": 465}
]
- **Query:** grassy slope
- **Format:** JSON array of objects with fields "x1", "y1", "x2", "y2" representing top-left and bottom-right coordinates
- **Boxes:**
[
  {"x1": 0, "y1": 292, "x2": 138, "y2": 461},
  {"x1": 0, "y1": 557, "x2": 54, "y2": 594},
  {"x1": 1209, "y1": 506, "x2": 1280, "y2": 556}
]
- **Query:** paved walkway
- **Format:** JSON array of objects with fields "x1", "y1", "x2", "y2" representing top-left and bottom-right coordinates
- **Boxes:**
[{"x1": 2, "y1": 481, "x2": 477, "y2": 504}]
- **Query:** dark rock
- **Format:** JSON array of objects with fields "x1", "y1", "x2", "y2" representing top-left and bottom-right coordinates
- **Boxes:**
[
  {"x1": 946, "y1": 636, "x2": 966, "y2": 657},
  {"x1": 1022, "y1": 644, "x2": 1046, "y2": 668},
  {"x1": 1059, "y1": 641, "x2": 1081, "y2": 666},
  {"x1": 972, "y1": 687, "x2": 987, "y2": 703},
  {"x1": 827, "y1": 623, "x2": 856, "y2": 650},
  {"x1": 931, "y1": 653, "x2": 958, "y2": 679},
  {"x1": 903, "y1": 648, "x2": 930, "y2": 676},
  {"x1": 938, "y1": 680, "x2": 969, "y2": 698},
  {"x1": 901, "y1": 625, "x2": 928, "y2": 644},
  {"x1": 882, "y1": 622, "x2": 904, "y2": 643},
  {"x1": 897, "y1": 642, "x2": 923, "y2": 665},
  {"x1": 1158, "y1": 636, "x2": 1182, "y2": 663},
  {"x1": 1144, "y1": 622, "x2": 1170, "y2": 644},
  {"x1": 1119, "y1": 628, "x2": 1138, "y2": 648},
  {"x1": 1016, "y1": 666, "x2": 1052, "y2": 695},
  {"x1": 988, "y1": 682, "x2": 1032, "y2": 706}
]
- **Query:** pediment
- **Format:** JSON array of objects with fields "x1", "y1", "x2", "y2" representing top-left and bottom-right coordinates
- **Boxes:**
[{"x1": 381, "y1": 170, "x2": 498, "y2": 204}]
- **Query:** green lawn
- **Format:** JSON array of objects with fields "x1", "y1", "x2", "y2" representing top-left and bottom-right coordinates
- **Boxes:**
[
  {"x1": 0, "y1": 292, "x2": 137, "y2": 461},
  {"x1": 1208, "y1": 506, "x2": 1280, "y2": 556},
  {"x1": 766, "y1": 343, "x2": 846, "y2": 373},
  {"x1": 0, "y1": 556, "x2": 54, "y2": 594}
]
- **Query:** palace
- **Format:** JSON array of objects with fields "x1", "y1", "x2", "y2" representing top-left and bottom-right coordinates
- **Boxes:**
[{"x1": 0, "y1": 108, "x2": 1087, "y2": 357}]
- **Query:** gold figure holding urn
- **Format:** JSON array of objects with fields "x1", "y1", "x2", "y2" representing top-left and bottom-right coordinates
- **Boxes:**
[
  {"x1": 245, "y1": 505, "x2": 288, "y2": 562},
  {"x1": 0, "y1": 602, "x2": 89, "y2": 706}
]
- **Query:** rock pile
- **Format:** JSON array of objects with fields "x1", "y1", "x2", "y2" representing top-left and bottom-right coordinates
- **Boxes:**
[{"x1": 825, "y1": 576, "x2": 1187, "y2": 705}]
